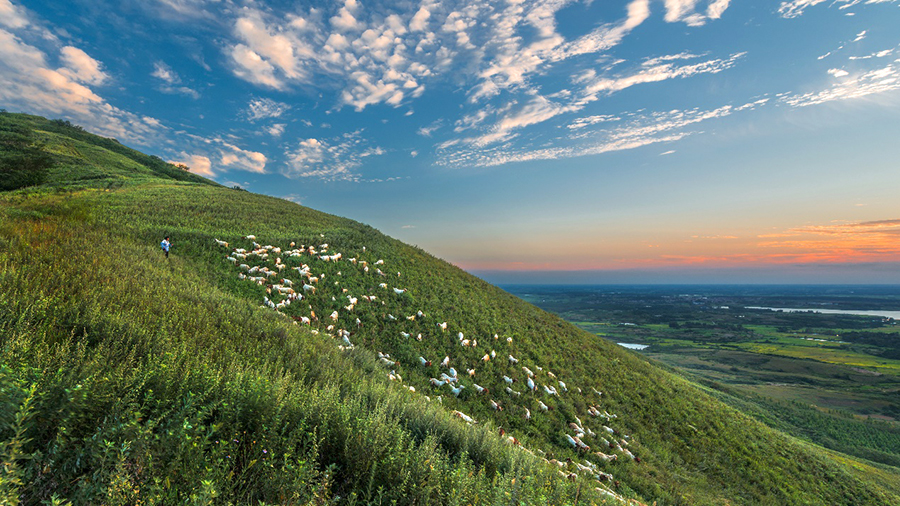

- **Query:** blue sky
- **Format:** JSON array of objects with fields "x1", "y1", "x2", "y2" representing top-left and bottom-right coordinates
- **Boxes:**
[{"x1": 2, "y1": 0, "x2": 900, "y2": 283}]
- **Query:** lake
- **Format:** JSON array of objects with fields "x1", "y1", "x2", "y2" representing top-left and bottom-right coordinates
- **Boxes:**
[
  {"x1": 746, "y1": 306, "x2": 900, "y2": 320},
  {"x1": 618, "y1": 343, "x2": 649, "y2": 350}
]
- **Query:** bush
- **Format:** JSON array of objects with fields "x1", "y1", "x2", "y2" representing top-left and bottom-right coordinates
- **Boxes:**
[{"x1": 0, "y1": 124, "x2": 52, "y2": 191}]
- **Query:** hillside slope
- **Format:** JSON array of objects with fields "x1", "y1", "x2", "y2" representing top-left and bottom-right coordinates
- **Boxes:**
[{"x1": 2, "y1": 112, "x2": 899, "y2": 505}]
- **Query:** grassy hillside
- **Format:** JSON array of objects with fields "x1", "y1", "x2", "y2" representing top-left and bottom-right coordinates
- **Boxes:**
[{"x1": 2, "y1": 111, "x2": 900, "y2": 505}]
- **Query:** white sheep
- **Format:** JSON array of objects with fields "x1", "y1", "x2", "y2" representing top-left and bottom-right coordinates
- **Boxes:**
[
  {"x1": 508, "y1": 355, "x2": 519, "y2": 365},
  {"x1": 505, "y1": 387, "x2": 521, "y2": 397},
  {"x1": 441, "y1": 356, "x2": 450, "y2": 367},
  {"x1": 451, "y1": 410, "x2": 476, "y2": 424},
  {"x1": 418, "y1": 356, "x2": 432, "y2": 366}
]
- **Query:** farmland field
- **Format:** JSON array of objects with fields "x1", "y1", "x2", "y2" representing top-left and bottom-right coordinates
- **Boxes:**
[{"x1": 503, "y1": 284, "x2": 900, "y2": 467}]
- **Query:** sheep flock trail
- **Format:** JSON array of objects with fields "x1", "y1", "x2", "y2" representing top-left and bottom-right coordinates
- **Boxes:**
[{"x1": 219, "y1": 234, "x2": 635, "y2": 501}]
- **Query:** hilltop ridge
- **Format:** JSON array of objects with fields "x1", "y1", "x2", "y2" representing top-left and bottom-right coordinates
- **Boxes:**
[{"x1": 1, "y1": 111, "x2": 899, "y2": 505}]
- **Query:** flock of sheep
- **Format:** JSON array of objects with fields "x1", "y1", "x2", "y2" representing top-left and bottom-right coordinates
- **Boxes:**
[{"x1": 216, "y1": 235, "x2": 641, "y2": 502}]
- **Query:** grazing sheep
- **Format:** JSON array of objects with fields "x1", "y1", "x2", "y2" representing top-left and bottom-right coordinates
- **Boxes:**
[
  {"x1": 400, "y1": 332, "x2": 411, "y2": 338},
  {"x1": 505, "y1": 387, "x2": 521, "y2": 397},
  {"x1": 438, "y1": 322, "x2": 448, "y2": 331},
  {"x1": 594, "y1": 452, "x2": 617, "y2": 462},
  {"x1": 526, "y1": 377, "x2": 536, "y2": 391},
  {"x1": 538, "y1": 401, "x2": 549, "y2": 411},
  {"x1": 430, "y1": 378, "x2": 447, "y2": 387},
  {"x1": 441, "y1": 356, "x2": 450, "y2": 367},
  {"x1": 451, "y1": 410, "x2": 476, "y2": 424},
  {"x1": 467, "y1": 368, "x2": 476, "y2": 377},
  {"x1": 450, "y1": 385, "x2": 465, "y2": 397},
  {"x1": 226, "y1": 256, "x2": 238, "y2": 263},
  {"x1": 329, "y1": 311, "x2": 339, "y2": 321},
  {"x1": 418, "y1": 356, "x2": 432, "y2": 366},
  {"x1": 473, "y1": 383, "x2": 487, "y2": 394},
  {"x1": 243, "y1": 235, "x2": 256, "y2": 240},
  {"x1": 522, "y1": 366, "x2": 534, "y2": 378},
  {"x1": 490, "y1": 400, "x2": 502, "y2": 411},
  {"x1": 393, "y1": 287, "x2": 406, "y2": 294},
  {"x1": 508, "y1": 355, "x2": 519, "y2": 365},
  {"x1": 559, "y1": 381, "x2": 568, "y2": 392},
  {"x1": 481, "y1": 354, "x2": 491, "y2": 362},
  {"x1": 502, "y1": 375, "x2": 515, "y2": 384},
  {"x1": 524, "y1": 408, "x2": 531, "y2": 420}
]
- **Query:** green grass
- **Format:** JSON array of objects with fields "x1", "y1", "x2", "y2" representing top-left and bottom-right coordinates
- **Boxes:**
[{"x1": 2, "y1": 112, "x2": 900, "y2": 505}]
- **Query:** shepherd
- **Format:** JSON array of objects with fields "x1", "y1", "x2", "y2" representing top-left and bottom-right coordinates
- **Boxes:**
[{"x1": 161, "y1": 236, "x2": 171, "y2": 258}]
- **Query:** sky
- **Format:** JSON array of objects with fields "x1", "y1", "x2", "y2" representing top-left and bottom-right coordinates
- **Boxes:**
[{"x1": 2, "y1": 0, "x2": 900, "y2": 284}]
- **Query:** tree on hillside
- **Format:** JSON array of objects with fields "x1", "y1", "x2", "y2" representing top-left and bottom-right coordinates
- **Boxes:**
[{"x1": 0, "y1": 123, "x2": 53, "y2": 191}]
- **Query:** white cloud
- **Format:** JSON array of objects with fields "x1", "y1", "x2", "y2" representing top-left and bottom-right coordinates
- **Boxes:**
[
  {"x1": 284, "y1": 130, "x2": 384, "y2": 181},
  {"x1": 219, "y1": 141, "x2": 267, "y2": 173},
  {"x1": 58, "y1": 46, "x2": 107, "y2": 85},
  {"x1": 778, "y1": 0, "x2": 899, "y2": 18},
  {"x1": 410, "y1": 6, "x2": 431, "y2": 32},
  {"x1": 437, "y1": 99, "x2": 769, "y2": 168},
  {"x1": 151, "y1": 61, "x2": 178, "y2": 84},
  {"x1": 267, "y1": 123, "x2": 286, "y2": 136},
  {"x1": 0, "y1": 27, "x2": 160, "y2": 144},
  {"x1": 150, "y1": 61, "x2": 199, "y2": 98},
  {"x1": 853, "y1": 30, "x2": 867, "y2": 42},
  {"x1": 782, "y1": 60, "x2": 900, "y2": 107},
  {"x1": 230, "y1": 44, "x2": 284, "y2": 89},
  {"x1": 0, "y1": 0, "x2": 28, "y2": 29},
  {"x1": 417, "y1": 120, "x2": 442, "y2": 137},
  {"x1": 664, "y1": 0, "x2": 731, "y2": 26},
  {"x1": 171, "y1": 153, "x2": 213, "y2": 176},
  {"x1": 154, "y1": 0, "x2": 213, "y2": 19},
  {"x1": 245, "y1": 97, "x2": 291, "y2": 121},
  {"x1": 568, "y1": 114, "x2": 621, "y2": 130},
  {"x1": 778, "y1": 0, "x2": 828, "y2": 18}
]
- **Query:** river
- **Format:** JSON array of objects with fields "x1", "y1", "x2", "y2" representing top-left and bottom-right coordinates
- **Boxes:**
[{"x1": 745, "y1": 306, "x2": 900, "y2": 320}]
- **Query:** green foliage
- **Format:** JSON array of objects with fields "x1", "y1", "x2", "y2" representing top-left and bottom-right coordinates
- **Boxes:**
[
  {"x1": 0, "y1": 115, "x2": 898, "y2": 504},
  {"x1": 0, "y1": 112, "x2": 217, "y2": 190},
  {"x1": 0, "y1": 122, "x2": 52, "y2": 191}
]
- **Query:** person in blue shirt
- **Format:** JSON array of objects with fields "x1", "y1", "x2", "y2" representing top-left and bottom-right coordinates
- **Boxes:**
[{"x1": 161, "y1": 236, "x2": 171, "y2": 258}]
